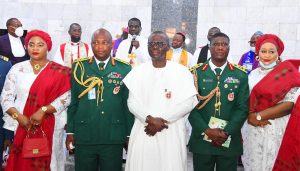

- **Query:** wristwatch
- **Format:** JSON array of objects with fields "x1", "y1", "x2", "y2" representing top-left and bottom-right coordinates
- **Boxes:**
[
  {"x1": 41, "y1": 106, "x2": 48, "y2": 113},
  {"x1": 11, "y1": 112, "x2": 18, "y2": 119},
  {"x1": 256, "y1": 112, "x2": 262, "y2": 121}
]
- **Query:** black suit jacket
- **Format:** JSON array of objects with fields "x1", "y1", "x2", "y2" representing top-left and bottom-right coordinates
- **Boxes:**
[
  {"x1": 197, "y1": 44, "x2": 209, "y2": 64},
  {"x1": 0, "y1": 34, "x2": 29, "y2": 65}
]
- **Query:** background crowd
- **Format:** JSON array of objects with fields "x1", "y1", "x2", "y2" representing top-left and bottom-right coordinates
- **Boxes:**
[{"x1": 0, "y1": 16, "x2": 299, "y2": 171}]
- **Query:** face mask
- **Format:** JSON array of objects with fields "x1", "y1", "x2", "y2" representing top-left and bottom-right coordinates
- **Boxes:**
[
  {"x1": 250, "y1": 46, "x2": 255, "y2": 52},
  {"x1": 259, "y1": 60, "x2": 278, "y2": 70},
  {"x1": 15, "y1": 27, "x2": 24, "y2": 37}
]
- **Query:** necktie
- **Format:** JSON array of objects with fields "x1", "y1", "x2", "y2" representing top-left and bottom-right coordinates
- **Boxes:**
[
  {"x1": 215, "y1": 68, "x2": 222, "y2": 76},
  {"x1": 98, "y1": 62, "x2": 105, "y2": 70}
]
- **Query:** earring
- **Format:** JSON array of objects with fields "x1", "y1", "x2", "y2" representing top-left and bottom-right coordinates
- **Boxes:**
[
  {"x1": 278, "y1": 57, "x2": 281, "y2": 62},
  {"x1": 255, "y1": 56, "x2": 259, "y2": 61}
]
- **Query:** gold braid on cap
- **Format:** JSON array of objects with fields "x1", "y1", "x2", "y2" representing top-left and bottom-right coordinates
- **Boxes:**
[
  {"x1": 73, "y1": 60, "x2": 104, "y2": 106},
  {"x1": 191, "y1": 69, "x2": 219, "y2": 110}
]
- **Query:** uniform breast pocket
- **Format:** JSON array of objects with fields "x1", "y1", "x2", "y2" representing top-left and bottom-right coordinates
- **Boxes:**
[{"x1": 223, "y1": 83, "x2": 239, "y2": 102}]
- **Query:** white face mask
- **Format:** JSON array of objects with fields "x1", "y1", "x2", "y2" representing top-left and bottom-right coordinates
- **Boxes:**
[
  {"x1": 15, "y1": 27, "x2": 24, "y2": 37},
  {"x1": 250, "y1": 46, "x2": 255, "y2": 52},
  {"x1": 259, "y1": 60, "x2": 278, "y2": 70}
]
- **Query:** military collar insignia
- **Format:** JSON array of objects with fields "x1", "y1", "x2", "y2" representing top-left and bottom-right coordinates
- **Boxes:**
[
  {"x1": 88, "y1": 57, "x2": 94, "y2": 64},
  {"x1": 202, "y1": 63, "x2": 209, "y2": 71},
  {"x1": 111, "y1": 57, "x2": 116, "y2": 66},
  {"x1": 228, "y1": 63, "x2": 234, "y2": 71}
]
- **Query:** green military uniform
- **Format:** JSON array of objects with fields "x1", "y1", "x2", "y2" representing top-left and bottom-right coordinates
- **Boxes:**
[
  {"x1": 188, "y1": 61, "x2": 249, "y2": 171},
  {"x1": 67, "y1": 57, "x2": 133, "y2": 171}
]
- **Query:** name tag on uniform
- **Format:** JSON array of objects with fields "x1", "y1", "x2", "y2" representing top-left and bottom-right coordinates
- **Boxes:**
[{"x1": 88, "y1": 88, "x2": 96, "y2": 100}]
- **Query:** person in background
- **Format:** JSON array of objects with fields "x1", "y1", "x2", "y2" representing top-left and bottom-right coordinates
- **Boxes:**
[
  {"x1": 242, "y1": 34, "x2": 300, "y2": 171},
  {"x1": 0, "y1": 18, "x2": 29, "y2": 65},
  {"x1": 0, "y1": 56, "x2": 11, "y2": 171},
  {"x1": 238, "y1": 31, "x2": 263, "y2": 74},
  {"x1": 115, "y1": 17, "x2": 151, "y2": 66},
  {"x1": 1, "y1": 29, "x2": 71, "y2": 171},
  {"x1": 193, "y1": 27, "x2": 220, "y2": 64},
  {"x1": 113, "y1": 27, "x2": 128, "y2": 57},
  {"x1": 166, "y1": 32, "x2": 196, "y2": 68},
  {"x1": 52, "y1": 23, "x2": 93, "y2": 68}
]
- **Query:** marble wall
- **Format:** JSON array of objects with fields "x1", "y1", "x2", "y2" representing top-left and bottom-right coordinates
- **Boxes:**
[
  {"x1": 196, "y1": 0, "x2": 300, "y2": 63},
  {"x1": 151, "y1": 0, "x2": 199, "y2": 53},
  {"x1": 0, "y1": 0, "x2": 152, "y2": 57}
]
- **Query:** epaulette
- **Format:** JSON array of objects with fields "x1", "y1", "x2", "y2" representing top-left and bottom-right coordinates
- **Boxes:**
[
  {"x1": 189, "y1": 63, "x2": 203, "y2": 72},
  {"x1": 114, "y1": 58, "x2": 130, "y2": 65},
  {"x1": 74, "y1": 57, "x2": 89, "y2": 63},
  {"x1": 0, "y1": 55, "x2": 9, "y2": 62},
  {"x1": 231, "y1": 63, "x2": 247, "y2": 73}
]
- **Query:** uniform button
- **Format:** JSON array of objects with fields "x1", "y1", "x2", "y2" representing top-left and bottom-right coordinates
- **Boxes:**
[
  {"x1": 101, "y1": 111, "x2": 104, "y2": 114},
  {"x1": 101, "y1": 99, "x2": 104, "y2": 102},
  {"x1": 117, "y1": 120, "x2": 120, "y2": 122}
]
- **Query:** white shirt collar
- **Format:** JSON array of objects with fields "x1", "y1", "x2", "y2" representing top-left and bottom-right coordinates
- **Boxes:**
[
  {"x1": 8, "y1": 33, "x2": 25, "y2": 57},
  {"x1": 94, "y1": 56, "x2": 110, "y2": 69},
  {"x1": 69, "y1": 41, "x2": 81, "y2": 46},
  {"x1": 208, "y1": 59, "x2": 228, "y2": 75},
  {"x1": 128, "y1": 34, "x2": 140, "y2": 40}
]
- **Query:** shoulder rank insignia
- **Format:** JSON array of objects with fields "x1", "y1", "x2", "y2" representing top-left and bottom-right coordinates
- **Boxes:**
[
  {"x1": 231, "y1": 63, "x2": 247, "y2": 73},
  {"x1": 74, "y1": 57, "x2": 89, "y2": 63},
  {"x1": 0, "y1": 55, "x2": 9, "y2": 62},
  {"x1": 114, "y1": 58, "x2": 130, "y2": 65},
  {"x1": 189, "y1": 63, "x2": 203, "y2": 72}
]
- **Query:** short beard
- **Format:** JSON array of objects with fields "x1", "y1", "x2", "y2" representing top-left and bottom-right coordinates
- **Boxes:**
[{"x1": 71, "y1": 36, "x2": 80, "y2": 43}]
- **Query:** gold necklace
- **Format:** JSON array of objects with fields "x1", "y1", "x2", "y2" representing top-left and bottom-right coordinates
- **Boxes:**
[{"x1": 33, "y1": 64, "x2": 41, "y2": 71}]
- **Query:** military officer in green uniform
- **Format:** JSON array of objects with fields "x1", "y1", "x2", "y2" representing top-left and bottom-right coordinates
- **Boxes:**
[
  {"x1": 189, "y1": 32, "x2": 249, "y2": 171},
  {"x1": 66, "y1": 28, "x2": 133, "y2": 171}
]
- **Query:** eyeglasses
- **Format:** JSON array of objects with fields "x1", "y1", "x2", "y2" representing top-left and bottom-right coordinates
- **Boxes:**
[
  {"x1": 92, "y1": 41, "x2": 110, "y2": 46},
  {"x1": 148, "y1": 41, "x2": 166, "y2": 48},
  {"x1": 211, "y1": 42, "x2": 229, "y2": 47}
]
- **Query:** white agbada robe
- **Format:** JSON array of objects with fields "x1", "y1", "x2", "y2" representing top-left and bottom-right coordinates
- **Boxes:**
[{"x1": 123, "y1": 61, "x2": 198, "y2": 171}]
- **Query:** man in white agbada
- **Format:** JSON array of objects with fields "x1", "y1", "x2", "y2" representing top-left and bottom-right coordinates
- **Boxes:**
[{"x1": 124, "y1": 31, "x2": 198, "y2": 171}]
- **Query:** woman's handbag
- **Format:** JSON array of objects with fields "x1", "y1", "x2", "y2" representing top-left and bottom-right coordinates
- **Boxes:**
[{"x1": 22, "y1": 127, "x2": 50, "y2": 158}]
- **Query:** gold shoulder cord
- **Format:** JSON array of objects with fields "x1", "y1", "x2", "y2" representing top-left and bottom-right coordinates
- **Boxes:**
[
  {"x1": 73, "y1": 61, "x2": 104, "y2": 106},
  {"x1": 193, "y1": 69, "x2": 220, "y2": 116}
]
